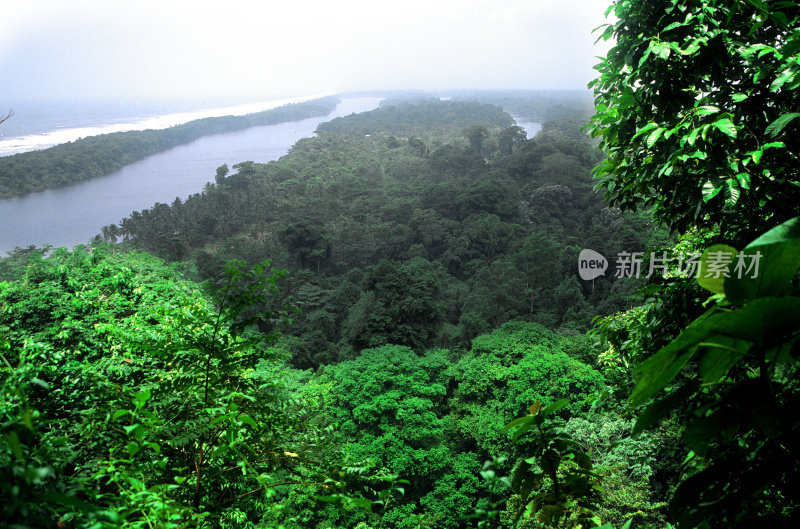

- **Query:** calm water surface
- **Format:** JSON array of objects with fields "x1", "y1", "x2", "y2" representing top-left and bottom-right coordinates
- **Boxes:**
[
  {"x1": 0, "y1": 98, "x2": 381, "y2": 253},
  {"x1": 0, "y1": 100, "x2": 540, "y2": 254}
]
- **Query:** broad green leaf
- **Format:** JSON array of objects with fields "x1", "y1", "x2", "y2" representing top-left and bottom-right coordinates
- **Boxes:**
[
  {"x1": 683, "y1": 414, "x2": 726, "y2": 455},
  {"x1": 646, "y1": 127, "x2": 664, "y2": 148},
  {"x1": 771, "y1": 68, "x2": 798, "y2": 92},
  {"x1": 697, "y1": 336, "x2": 751, "y2": 382},
  {"x1": 707, "y1": 297, "x2": 799, "y2": 344},
  {"x1": 697, "y1": 244, "x2": 738, "y2": 294},
  {"x1": 663, "y1": 21, "x2": 685, "y2": 32},
  {"x1": 631, "y1": 297, "x2": 799, "y2": 405},
  {"x1": 124, "y1": 424, "x2": 142, "y2": 436},
  {"x1": 617, "y1": 93, "x2": 637, "y2": 109},
  {"x1": 512, "y1": 421, "x2": 533, "y2": 443},
  {"x1": 134, "y1": 389, "x2": 151, "y2": 410},
  {"x1": 239, "y1": 414, "x2": 258, "y2": 428},
  {"x1": 112, "y1": 409, "x2": 130, "y2": 420},
  {"x1": 678, "y1": 150, "x2": 706, "y2": 162},
  {"x1": 695, "y1": 105, "x2": 720, "y2": 116},
  {"x1": 633, "y1": 382, "x2": 699, "y2": 435},
  {"x1": 702, "y1": 181, "x2": 722, "y2": 202},
  {"x1": 725, "y1": 217, "x2": 800, "y2": 303},
  {"x1": 501, "y1": 415, "x2": 534, "y2": 433},
  {"x1": 540, "y1": 398, "x2": 569, "y2": 417},
  {"x1": 765, "y1": 112, "x2": 800, "y2": 137},
  {"x1": 735, "y1": 172, "x2": 751, "y2": 190},
  {"x1": 687, "y1": 127, "x2": 701, "y2": 146},
  {"x1": 316, "y1": 495, "x2": 340, "y2": 503},
  {"x1": 632, "y1": 122, "x2": 660, "y2": 141},
  {"x1": 712, "y1": 118, "x2": 737, "y2": 138},
  {"x1": 126, "y1": 441, "x2": 140, "y2": 457},
  {"x1": 638, "y1": 47, "x2": 653, "y2": 67},
  {"x1": 724, "y1": 179, "x2": 741, "y2": 207},
  {"x1": 630, "y1": 347, "x2": 697, "y2": 407},
  {"x1": 649, "y1": 41, "x2": 671, "y2": 60}
]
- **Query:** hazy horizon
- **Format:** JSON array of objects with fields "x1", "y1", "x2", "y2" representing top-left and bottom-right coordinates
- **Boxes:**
[{"x1": 1, "y1": 0, "x2": 612, "y2": 104}]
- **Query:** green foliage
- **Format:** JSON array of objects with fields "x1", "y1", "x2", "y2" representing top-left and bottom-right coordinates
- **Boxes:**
[
  {"x1": 589, "y1": 2, "x2": 800, "y2": 525},
  {"x1": 0, "y1": 247, "x2": 398, "y2": 527},
  {"x1": 588, "y1": 0, "x2": 800, "y2": 240},
  {"x1": 0, "y1": 97, "x2": 339, "y2": 198},
  {"x1": 629, "y1": 218, "x2": 800, "y2": 526},
  {"x1": 3, "y1": 91, "x2": 684, "y2": 527},
  {"x1": 560, "y1": 414, "x2": 671, "y2": 528},
  {"x1": 308, "y1": 345, "x2": 478, "y2": 528},
  {"x1": 106, "y1": 99, "x2": 655, "y2": 367},
  {"x1": 1, "y1": 339, "x2": 73, "y2": 528},
  {"x1": 449, "y1": 323, "x2": 606, "y2": 454},
  {"x1": 294, "y1": 323, "x2": 607, "y2": 527},
  {"x1": 501, "y1": 400, "x2": 601, "y2": 528}
]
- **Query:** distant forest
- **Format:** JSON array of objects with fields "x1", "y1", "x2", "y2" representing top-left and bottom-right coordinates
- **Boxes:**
[
  {"x1": 97, "y1": 98, "x2": 661, "y2": 367},
  {"x1": 3, "y1": 12, "x2": 799, "y2": 522},
  {"x1": 0, "y1": 96, "x2": 340, "y2": 198}
]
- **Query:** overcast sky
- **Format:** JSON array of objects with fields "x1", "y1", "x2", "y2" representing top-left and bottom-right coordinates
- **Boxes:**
[{"x1": 1, "y1": 0, "x2": 613, "y2": 102}]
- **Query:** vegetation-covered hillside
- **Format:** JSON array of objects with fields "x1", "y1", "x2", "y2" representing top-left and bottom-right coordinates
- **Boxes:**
[
  {"x1": 103, "y1": 99, "x2": 661, "y2": 368},
  {"x1": 2, "y1": 0, "x2": 800, "y2": 526}
]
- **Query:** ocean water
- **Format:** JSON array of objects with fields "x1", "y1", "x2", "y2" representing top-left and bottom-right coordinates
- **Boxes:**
[{"x1": 0, "y1": 93, "x2": 334, "y2": 156}]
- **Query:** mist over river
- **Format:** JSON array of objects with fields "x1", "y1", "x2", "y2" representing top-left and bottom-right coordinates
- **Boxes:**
[{"x1": 0, "y1": 98, "x2": 541, "y2": 254}]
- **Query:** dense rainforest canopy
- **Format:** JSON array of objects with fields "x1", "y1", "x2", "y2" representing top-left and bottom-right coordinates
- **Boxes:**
[
  {"x1": 2, "y1": 0, "x2": 800, "y2": 527},
  {"x1": 98, "y1": 98, "x2": 659, "y2": 367}
]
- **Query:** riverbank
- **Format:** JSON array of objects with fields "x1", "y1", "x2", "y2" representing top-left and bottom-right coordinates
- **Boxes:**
[
  {"x1": 0, "y1": 97, "x2": 382, "y2": 253},
  {"x1": 0, "y1": 96, "x2": 340, "y2": 199}
]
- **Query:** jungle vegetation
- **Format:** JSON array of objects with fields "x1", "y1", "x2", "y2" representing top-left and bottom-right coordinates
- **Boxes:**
[
  {"x1": 0, "y1": 97, "x2": 340, "y2": 199},
  {"x1": 2, "y1": 0, "x2": 799, "y2": 527}
]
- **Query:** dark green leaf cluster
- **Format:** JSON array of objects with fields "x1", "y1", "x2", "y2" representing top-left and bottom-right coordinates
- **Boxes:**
[
  {"x1": 588, "y1": 0, "x2": 800, "y2": 241},
  {"x1": 629, "y1": 218, "x2": 800, "y2": 527},
  {"x1": 586, "y1": 1, "x2": 800, "y2": 527}
]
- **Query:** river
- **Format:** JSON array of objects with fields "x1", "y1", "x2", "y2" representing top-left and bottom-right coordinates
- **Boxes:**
[
  {"x1": 0, "y1": 98, "x2": 381, "y2": 254},
  {"x1": 0, "y1": 99, "x2": 541, "y2": 254}
]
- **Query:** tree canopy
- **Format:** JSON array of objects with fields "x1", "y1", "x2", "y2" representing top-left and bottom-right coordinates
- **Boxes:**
[{"x1": 588, "y1": 0, "x2": 800, "y2": 242}]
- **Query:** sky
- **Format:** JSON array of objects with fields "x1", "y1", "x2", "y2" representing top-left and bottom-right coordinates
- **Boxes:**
[{"x1": 1, "y1": 0, "x2": 614, "y2": 103}]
